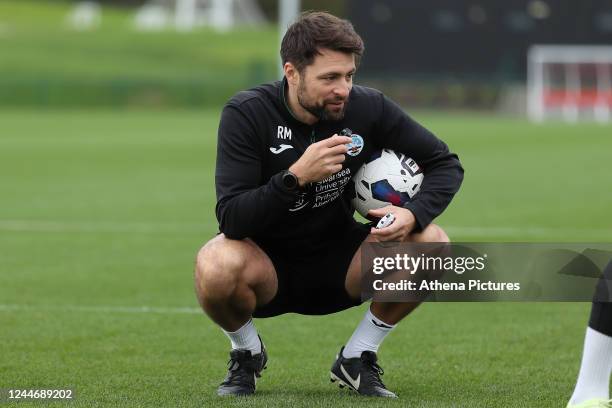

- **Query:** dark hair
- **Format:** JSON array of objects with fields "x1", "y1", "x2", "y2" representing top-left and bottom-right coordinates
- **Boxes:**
[{"x1": 280, "y1": 11, "x2": 365, "y2": 72}]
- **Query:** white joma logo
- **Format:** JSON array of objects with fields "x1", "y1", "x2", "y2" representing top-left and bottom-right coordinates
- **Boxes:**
[
  {"x1": 340, "y1": 364, "x2": 360, "y2": 390},
  {"x1": 269, "y1": 144, "x2": 294, "y2": 154}
]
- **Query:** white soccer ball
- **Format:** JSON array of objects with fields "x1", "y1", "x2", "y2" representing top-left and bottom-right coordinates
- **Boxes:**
[{"x1": 351, "y1": 149, "x2": 424, "y2": 218}]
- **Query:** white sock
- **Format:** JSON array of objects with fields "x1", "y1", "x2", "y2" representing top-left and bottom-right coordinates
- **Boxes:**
[
  {"x1": 222, "y1": 319, "x2": 261, "y2": 355},
  {"x1": 569, "y1": 327, "x2": 612, "y2": 404},
  {"x1": 342, "y1": 307, "x2": 396, "y2": 359}
]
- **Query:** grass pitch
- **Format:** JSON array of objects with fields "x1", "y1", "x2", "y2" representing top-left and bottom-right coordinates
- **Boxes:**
[
  {"x1": 1, "y1": 109, "x2": 611, "y2": 407},
  {"x1": 0, "y1": 1, "x2": 278, "y2": 107}
]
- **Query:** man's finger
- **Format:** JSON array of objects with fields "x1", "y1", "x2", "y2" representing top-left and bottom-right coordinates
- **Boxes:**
[
  {"x1": 330, "y1": 154, "x2": 346, "y2": 164},
  {"x1": 370, "y1": 229, "x2": 400, "y2": 242},
  {"x1": 377, "y1": 229, "x2": 405, "y2": 242},
  {"x1": 330, "y1": 164, "x2": 343, "y2": 173},
  {"x1": 328, "y1": 144, "x2": 349, "y2": 155},
  {"x1": 323, "y1": 135, "x2": 352, "y2": 147},
  {"x1": 368, "y1": 206, "x2": 393, "y2": 217},
  {"x1": 370, "y1": 225, "x2": 397, "y2": 236}
]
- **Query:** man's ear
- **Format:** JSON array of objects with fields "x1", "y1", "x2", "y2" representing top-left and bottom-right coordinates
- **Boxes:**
[{"x1": 284, "y1": 62, "x2": 299, "y2": 86}]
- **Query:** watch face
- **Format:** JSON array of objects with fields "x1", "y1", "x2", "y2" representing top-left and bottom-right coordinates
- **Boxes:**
[
  {"x1": 283, "y1": 172, "x2": 297, "y2": 189},
  {"x1": 283, "y1": 171, "x2": 298, "y2": 190}
]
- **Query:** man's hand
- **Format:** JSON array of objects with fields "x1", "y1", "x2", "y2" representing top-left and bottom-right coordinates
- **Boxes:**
[
  {"x1": 289, "y1": 135, "x2": 352, "y2": 186},
  {"x1": 369, "y1": 205, "x2": 416, "y2": 242}
]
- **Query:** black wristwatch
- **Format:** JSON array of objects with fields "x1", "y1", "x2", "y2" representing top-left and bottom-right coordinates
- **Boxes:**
[{"x1": 281, "y1": 170, "x2": 300, "y2": 191}]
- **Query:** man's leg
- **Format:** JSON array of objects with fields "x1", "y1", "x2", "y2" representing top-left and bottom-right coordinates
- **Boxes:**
[
  {"x1": 567, "y1": 261, "x2": 612, "y2": 407},
  {"x1": 330, "y1": 224, "x2": 449, "y2": 397},
  {"x1": 195, "y1": 234, "x2": 277, "y2": 330},
  {"x1": 194, "y1": 234, "x2": 278, "y2": 396},
  {"x1": 344, "y1": 223, "x2": 450, "y2": 343}
]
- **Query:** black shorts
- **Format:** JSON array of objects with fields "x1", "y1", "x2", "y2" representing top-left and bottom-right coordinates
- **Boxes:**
[{"x1": 252, "y1": 222, "x2": 371, "y2": 317}]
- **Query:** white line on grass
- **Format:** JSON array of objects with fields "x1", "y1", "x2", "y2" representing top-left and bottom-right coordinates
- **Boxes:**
[
  {"x1": 0, "y1": 220, "x2": 210, "y2": 233},
  {"x1": 445, "y1": 226, "x2": 612, "y2": 240},
  {"x1": 0, "y1": 304, "x2": 202, "y2": 315}
]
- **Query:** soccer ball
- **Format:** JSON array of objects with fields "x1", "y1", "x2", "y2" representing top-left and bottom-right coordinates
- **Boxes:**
[{"x1": 351, "y1": 149, "x2": 424, "y2": 218}]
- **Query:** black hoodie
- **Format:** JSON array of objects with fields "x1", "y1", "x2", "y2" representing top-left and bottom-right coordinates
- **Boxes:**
[{"x1": 215, "y1": 78, "x2": 464, "y2": 253}]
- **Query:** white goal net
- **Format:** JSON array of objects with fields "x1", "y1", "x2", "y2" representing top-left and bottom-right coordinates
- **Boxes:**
[{"x1": 527, "y1": 45, "x2": 612, "y2": 123}]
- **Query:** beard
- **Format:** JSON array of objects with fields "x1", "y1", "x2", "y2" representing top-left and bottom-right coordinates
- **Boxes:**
[{"x1": 297, "y1": 81, "x2": 348, "y2": 122}]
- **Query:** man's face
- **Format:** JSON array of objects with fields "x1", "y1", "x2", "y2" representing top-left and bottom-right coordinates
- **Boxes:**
[{"x1": 296, "y1": 48, "x2": 356, "y2": 121}]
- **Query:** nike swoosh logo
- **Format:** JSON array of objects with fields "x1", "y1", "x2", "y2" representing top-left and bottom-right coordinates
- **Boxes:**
[
  {"x1": 269, "y1": 144, "x2": 294, "y2": 154},
  {"x1": 371, "y1": 319, "x2": 393, "y2": 329},
  {"x1": 340, "y1": 364, "x2": 360, "y2": 390}
]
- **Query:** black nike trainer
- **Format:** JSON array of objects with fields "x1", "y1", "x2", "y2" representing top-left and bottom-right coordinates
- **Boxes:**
[
  {"x1": 330, "y1": 346, "x2": 397, "y2": 398},
  {"x1": 217, "y1": 337, "x2": 267, "y2": 396}
]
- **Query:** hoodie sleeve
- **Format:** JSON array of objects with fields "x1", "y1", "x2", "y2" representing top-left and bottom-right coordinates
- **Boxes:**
[
  {"x1": 215, "y1": 104, "x2": 299, "y2": 239},
  {"x1": 374, "y1": 94, "x2": 464, "y2": 231}
]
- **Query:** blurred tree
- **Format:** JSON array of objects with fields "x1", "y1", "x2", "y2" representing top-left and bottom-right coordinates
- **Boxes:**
[
  {"x1": 92, "y1": 0, "x2": 146, "y2": 5},
  {"x1": 85, "y1": 0, "x2": 345, "y2": 15},
  {"x1": 253, "y1": 0, "x2": 347, "y2": 20}
]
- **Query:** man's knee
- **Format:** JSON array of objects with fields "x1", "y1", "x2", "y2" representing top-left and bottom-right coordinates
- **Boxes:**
[
  {"x1": 410, "y1": 224, "x2": 450, "y2": 243},
  {"x1": 194, "y1": 236, "x2": 249, "y2": 302}
]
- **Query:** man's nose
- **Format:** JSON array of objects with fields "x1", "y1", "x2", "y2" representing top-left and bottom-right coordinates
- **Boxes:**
[{"x1": 333, "y1": 82, "x2": 350, "y2": 99}]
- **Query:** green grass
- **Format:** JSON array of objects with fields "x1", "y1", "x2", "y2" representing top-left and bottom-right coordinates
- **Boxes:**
[
  {"x1": 1, "y1": 109, "x2": 611, "y2": 407},
  {"x1": 0, "y1": 1, "x2": 279, "y2": 106},
  {"x1": 0, "y1": 0, "x2": 277, "y2": 80}
]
